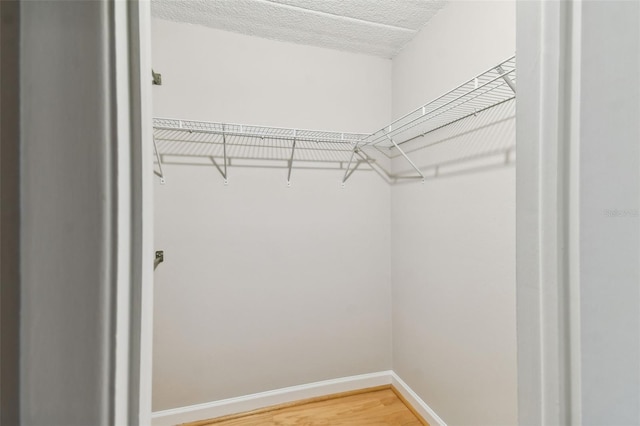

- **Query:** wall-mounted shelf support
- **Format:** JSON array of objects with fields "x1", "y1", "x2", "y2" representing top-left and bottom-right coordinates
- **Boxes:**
[
  {"x1": 386, "y1": 135, "x2": 425, "y2": 182},
  {"x1": 222, "y1": 127, "x2": 228, "y2": 185},
  {"x1": 152, "y1": 135, "x2": 166, "y2": 184},
  {"x1": 287, "y1": 134, "x2": 296, "y2": 187},
  {"x1": 152, "y1": 69, "x2": 162, "y2": 86},
  {"x1": 342, "y1": 143, "x2": 360, "y2": 187},
  {"x1": 154, "y1": 250, "x2": 164, "y2": 270},
  {"x1": 495, "y1": 65, "x2": 516, "y2": 93}
]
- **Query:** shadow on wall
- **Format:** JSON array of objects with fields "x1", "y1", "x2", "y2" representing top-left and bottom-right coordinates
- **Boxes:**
[
  {"x1": 152, "y1": 98, "x2": 514, "y2": 186},
  {"x1": 385, "y1": 99, "x2": 516, "y2": 184}
]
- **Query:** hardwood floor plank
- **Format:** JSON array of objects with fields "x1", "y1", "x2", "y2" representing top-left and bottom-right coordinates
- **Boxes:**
[
  {"x1": 186, "y1": 388, "x2": 427, "y2": 426},
  {"x1": 186, "y1": 386, "x2": 393, "y2": 426},
  {"x1": 390, "y1": 387, "x2": 428, "y2": 426}
]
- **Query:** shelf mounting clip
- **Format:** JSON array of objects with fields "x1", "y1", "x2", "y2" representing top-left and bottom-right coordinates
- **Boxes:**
[{"x1": 152, "y1": 69, "x2": 162, "y2": 86}]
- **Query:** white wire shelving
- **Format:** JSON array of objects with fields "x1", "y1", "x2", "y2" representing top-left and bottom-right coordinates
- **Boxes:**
[
  {"x1": 152, "y1": 118, "x2": 367, "y2": 186},
  {"x1": 354, "y1": 55, "x2": 516, "y2": 181},
  {"x1": 153, "y1": 55, "x2": 516, "y2": 185}
]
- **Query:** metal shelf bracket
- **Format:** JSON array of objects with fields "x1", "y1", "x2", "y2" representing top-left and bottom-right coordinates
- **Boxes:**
[
  {"x1": 495, "y1": 65, "x2": 516, "y2": 93},
  {"x1": 386, "y1": 135, "x2": 425, "y2": 182},
  {"x1": 152, "y1": 135, "x2": 166, "y2": 184},
  {"x1": 222, "y1": 126, "x2": 229, "y2": 184},
  {"x1": 287, "y1": 132, "x2": 297, "y2": 187},
  {"x1": 342, "y1": 142, "x2": 360, "y2": 186}
]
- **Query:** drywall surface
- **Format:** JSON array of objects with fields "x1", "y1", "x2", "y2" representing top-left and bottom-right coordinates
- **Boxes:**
[
  {"x1": 390, "y1": 2, "x2": 517, "y2": 425},
  {"x1": 152, "y1": 19, "x2": 391, "y2": 131},
  {"x1": 151, "y1": 19, "x2": 392, "y2": 411},
  {"x1": 579, "y1": 2, "x2": 640, "y2": 424}
]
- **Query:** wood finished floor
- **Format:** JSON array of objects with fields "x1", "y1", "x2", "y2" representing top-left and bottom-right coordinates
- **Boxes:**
[{"x1": 186, "y1": 388, "x2": 426, "y2": 426}]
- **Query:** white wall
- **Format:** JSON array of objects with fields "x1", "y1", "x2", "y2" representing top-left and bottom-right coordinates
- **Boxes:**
[
  {"x1": 152, "y1": 19, "x2": 390, "y2": 131},
  {"x1": 578, "y1": 2, "x2": 640, "y2": 424},
  {"x1": 151, "y1": 19, "x2": 392, "y2": 411},
  {"x1": 516, "y1": 2, "x2": 640, "y2": 423},
  {"x1": 390, "y1": 2, "x2": 517, "y2": 425},
  {"x1": 515, "y1": 1, "x2": 574, "y2": 423}
]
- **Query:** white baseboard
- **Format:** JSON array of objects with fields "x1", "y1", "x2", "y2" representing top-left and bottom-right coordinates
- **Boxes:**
[
  {"x1": 151, "y1": 371, "x2": 393, "y2": 426},
  {"x1": 391, "y1": 372, "x2": 447, "y2": 426},
  {"x1": 151, "y1": 370, "x2": 446, "y2": 426}
]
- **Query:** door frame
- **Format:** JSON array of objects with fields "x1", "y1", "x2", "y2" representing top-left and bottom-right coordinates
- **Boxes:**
[{"x1": 126, "y1": 1, "x2": 155, "y2": 424}]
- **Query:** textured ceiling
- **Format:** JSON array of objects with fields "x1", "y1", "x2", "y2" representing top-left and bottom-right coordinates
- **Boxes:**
[{"x1": 151, "y1": 0, "x2": 447, "y2": 58}]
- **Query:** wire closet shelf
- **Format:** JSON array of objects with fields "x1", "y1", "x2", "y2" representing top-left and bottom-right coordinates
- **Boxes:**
[
  {"x1": 153, "y1": 55, "x2": 516, "y2": 185},
  {"x1": 152, "y1": 119, "x2": 368, "y2": 185}
]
